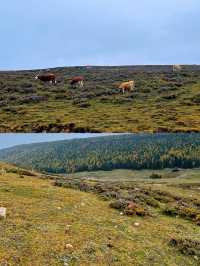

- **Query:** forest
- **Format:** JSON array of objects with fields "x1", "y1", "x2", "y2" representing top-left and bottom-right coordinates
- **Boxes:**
[{"x1": 0, "y1": 134, "x2": 200, "y2": 173}]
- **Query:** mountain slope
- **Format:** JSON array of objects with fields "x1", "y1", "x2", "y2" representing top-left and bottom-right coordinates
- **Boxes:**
[
  {"x1": 0, "y1": 134, "x2": 200, "y2": 173},
  {"x1": 0, "y1": 162, "x2": 200, "y2": 265},
  {"x1": 0, "y1": 65, "x2": 200, "y2": 132}
]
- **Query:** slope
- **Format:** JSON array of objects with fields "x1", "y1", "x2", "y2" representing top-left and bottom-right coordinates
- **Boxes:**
[
  {"x1": 0, "y1": 65, "x2": 200, "y2": 132},
  {"x1": 0, "y1": 162, "x2": 200, "y2": 265}
]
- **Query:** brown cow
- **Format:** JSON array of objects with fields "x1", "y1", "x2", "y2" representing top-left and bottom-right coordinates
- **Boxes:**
[
  {"x1": 35, "y1": 73, "x2": 57, "y2": 84},
  {"x1": 119, "y1": 80, "x2": 135, "y2": 94},
  {"x1": 70, "y1": 76, "x2": 84, "y2": 88}
]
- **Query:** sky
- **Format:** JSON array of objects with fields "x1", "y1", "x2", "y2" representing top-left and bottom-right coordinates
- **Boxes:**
[
  {"x1": 0, "y1": 0, "x2": 200, "y2": 70},
  {"x1": 0, "y1": 133, "x2": 114, "y2": 150}
]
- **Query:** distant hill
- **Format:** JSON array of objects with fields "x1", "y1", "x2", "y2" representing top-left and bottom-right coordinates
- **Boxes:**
[
  {"x1": 0, "y1": 134, "x2": 200, "y2": 173},
  {"x1": 0, "y1": 65, "x2": 200, "y2": 132}
]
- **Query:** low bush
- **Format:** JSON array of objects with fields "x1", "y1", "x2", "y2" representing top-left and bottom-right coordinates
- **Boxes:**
[
  {"x1": 149, "y1": 173, "x2": 162, "y2": 179},
  {"x1": 192, "y1": 94, "x2": 200, "y2": 104},
  {"x1": 109, "y1": 199, "x2": 128, "y2": 210},
  {"x1": 169, "y1": 238, "x2": 200, "y2": 257},
  {"x1": 7, "y1": 168, "x2": 36, "y2": 176}
]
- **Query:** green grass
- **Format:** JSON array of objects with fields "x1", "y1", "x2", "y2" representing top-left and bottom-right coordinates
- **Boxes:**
[
  {"x1": 0, "y1": 66, "x2": 200, "y2": 132},
  {"x1": 0, "y1": 162, "x2": 200, "y2": 265},
  {"x1": 67, "y1": 168, "x2": 200, "y2": 182}
]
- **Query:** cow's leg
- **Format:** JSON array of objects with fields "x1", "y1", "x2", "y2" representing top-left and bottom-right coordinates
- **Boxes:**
[
  {"x1": 122, "y1": 88, "x2": 125, "y2": 94},
  {"x1": 50, "y1": 80, "x2": 53, "y2": 85},
  {"x1": 80, "y1": 81, "x2": 84, "y2": 88}
]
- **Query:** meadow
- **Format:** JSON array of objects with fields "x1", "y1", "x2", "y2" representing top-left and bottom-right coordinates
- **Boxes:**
[
  {"x1": 0, "y1": 162, "x2": 200, "y2": 265},
  {"x1": 0, "y1": 65, "x2": 200, "y2": 132}
]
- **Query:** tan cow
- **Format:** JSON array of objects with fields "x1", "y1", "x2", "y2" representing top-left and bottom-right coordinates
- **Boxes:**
[
  {"x1": 172, "y1": 65, "x2": 182, "y2": 73},
  {"x1": 119, "y1": 80, "x2": 135, "y2": 94}
]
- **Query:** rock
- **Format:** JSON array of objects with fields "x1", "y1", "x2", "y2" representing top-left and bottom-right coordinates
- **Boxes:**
[
  {"x1": 0, "y1": 208, "x2": 6, "y2": 219},
  {"x1": 134, "y1": 222, "x2": 140, "y2": 227},
  {"x1": 65, "y1": 225, "x2": 72, "y2": 233},
  {"x1": 65, "y1": 244, "x2": 74, "y2": 251}
]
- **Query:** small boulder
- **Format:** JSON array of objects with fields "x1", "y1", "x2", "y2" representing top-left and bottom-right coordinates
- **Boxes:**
[
  {"x1": 134, "y1": 222, "x2": 140, "y2": 227},
  {"x1": 65, "y1": 244, "x2": 74, "y2": 251},
  {"x1": 0, "y1": 208, "x2": 6, "y2": 219},
  {"x1": 65, "y1": 225, "x2": 72, "y2": 233}
]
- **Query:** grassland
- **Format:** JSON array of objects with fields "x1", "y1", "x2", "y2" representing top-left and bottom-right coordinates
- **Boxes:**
[
  {"x1": 0, "y1": 66, "x2": 200, "y2": 132},
  {"x1": 0, "y1": 162, "x2": 200, "y2": 265}
]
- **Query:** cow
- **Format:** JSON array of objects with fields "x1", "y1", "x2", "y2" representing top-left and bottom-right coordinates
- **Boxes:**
[
  {"x1": 70, "y1": 76, "x2": 84, "y2": 88},
  {"x1": 118, "y1": 80, "x2": 135, "y2": 94},
  {"x1": 35, "y1": 72, "x2": 57, "y2": 84},
  {"x1": 172, "y1": 65, "x2": 182, "y2": 73}
]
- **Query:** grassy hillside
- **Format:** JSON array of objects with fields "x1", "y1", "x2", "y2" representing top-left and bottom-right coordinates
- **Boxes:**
[
  {"x1": 0, "y1": 162, "x2": 200, "y2": 265},
  {"x1": 1, "y1": 134, "x2": 200, "y2": 174},
  {"x1": 0, "y1": 66, "x2": 200, "y2": 132}
]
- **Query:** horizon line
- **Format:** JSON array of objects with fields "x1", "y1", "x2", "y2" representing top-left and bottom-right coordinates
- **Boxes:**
[{"x1": 0, "y1": 64, "x2": 199, "y2": 72}]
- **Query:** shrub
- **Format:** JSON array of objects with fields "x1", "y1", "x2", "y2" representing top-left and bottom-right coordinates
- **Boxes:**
[
  {"x1": 163, "y1": 205, "x2": 178, "y2": 216},
  {"x1": 124, "y1": 203, "x2": 147, "y2": 216},
  {"x1": 169, "y1": 238, "x2": 200, "y2": 257},
  {"x1": 192, "y1": 94, "x2": 200, "y2": 104},
  {"x1": 109, "y1": 199, "x2": 128, "y2": 210},
  {"x1": 149, "y1": 173, "x2": 162, "y2": 179},
  {"x1": 7, "y1": 168, "x2": 36, "y2": 176},
  {"x1": 19, "y1": 95, "x2": 47, "y2": 104},
  {"x1": 144, "y1": 197, "x2": 160, "y2": 208}
]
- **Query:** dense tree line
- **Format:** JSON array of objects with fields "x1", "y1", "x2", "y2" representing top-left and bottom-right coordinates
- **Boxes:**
[{"x1": 0, "y1": 134, "x2": 200, "y2": 173}]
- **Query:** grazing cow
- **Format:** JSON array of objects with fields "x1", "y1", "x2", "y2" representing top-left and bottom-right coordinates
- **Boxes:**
[
  {"x1": 119, "y1": 80, "x2": 135, "y2": 94},
  {"x1": 70, "y1": 76, "x2": 84, "y2": 88},
  {"x1": 35, "y1": 73, "x2": 57, "y2": 84}
]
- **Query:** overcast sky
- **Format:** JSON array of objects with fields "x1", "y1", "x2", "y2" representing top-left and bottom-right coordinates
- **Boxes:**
[
  {"x1": 0, "y1": 0, "x2": 199, "y2": 70},
  {"x1": 0, "y1": 133, "x2": 114, "y2": 150}
]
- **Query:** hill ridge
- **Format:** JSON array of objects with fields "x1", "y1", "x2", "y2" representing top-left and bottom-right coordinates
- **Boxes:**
[{"x1": 0, "y1": 134, "x2": 200, "y2": 173}]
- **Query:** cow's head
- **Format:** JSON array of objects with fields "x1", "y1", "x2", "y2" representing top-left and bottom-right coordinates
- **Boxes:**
[{"x1": 35, "y1": 70, "x2": 41, "y2": 80}]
